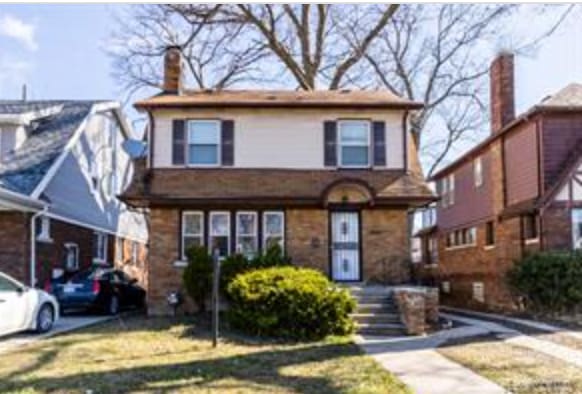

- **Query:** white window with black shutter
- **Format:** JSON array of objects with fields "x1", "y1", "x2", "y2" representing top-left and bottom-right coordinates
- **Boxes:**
[
  {"x1": 324, "y1": 120, "x2": 386, "y2": 168},
  {"x1": 172, "y1": 119, "x2": 234, "y2": 167}
]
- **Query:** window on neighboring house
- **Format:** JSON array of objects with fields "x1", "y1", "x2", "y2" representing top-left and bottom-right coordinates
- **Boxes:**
[
  {"x1": 485, "y1": 221, "x2": 495, "y2": 246},
  {"x1": 523, "y1": 214, "x2": 538, "y2": 240},
  {"x1": 131, "y1": 241, "x2": 139, "y2": 265},
  {"x1": 236, "y1": 212, "x2": 258, "y2": 257},
  {"x1": 182, "y1": 211, "x2": 204, "y2": 259},
  {"x1": 429, "y1": 237, "x2": 438, "y2": 263},
  {"x1": 263, "y1": 211, "x2": 285, "y2": 251},
  {"x1": 463, "y1": 227, "x2": 477, "y2": 245},
  {"x1": 572, "y1": 209, "x2": 582, "y2": 249},
  {"x1": 209, "y1": 211, "x2": 230, "y2": 259},
  {"x1": 64, "y1": 243, "x2": 79, "y2": 271},
  {"x1": 188, "y1": 120, "x2": 220, "y2": 166},
  {"x1": 93, "y1": 232, "x2": 108, "y2": 263},
  {"x1": 36, "y1": 217, "x2": 52, "y2": 242},
  {"x1": 338, "y1": 120, "x2": 370, "y2": 167},
  {"x1": 441, "y1": 174, "x2": 455, "y2": 207},
  {"x1": 474, "y1": 157, "x2": 483, "y2": 187},
  {"x1": 115, "y1": 238, "x2": 123, "y2": 263}
]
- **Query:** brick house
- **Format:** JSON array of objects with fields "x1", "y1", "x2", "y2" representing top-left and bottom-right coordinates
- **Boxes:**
[
  {"x1": 0, "y1": 100, "x2": 148, "y2": 288},
  {"x1": 121, "y1": 47, "x2": 435, "y2": 315},
  {"x1": 416, "y1": 52, "x2": 582, "y2": 311}
]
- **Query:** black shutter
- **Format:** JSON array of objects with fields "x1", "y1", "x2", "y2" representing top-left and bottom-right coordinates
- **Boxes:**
[
  {"x1": 221, "y1": 120, "x2": 234, "y2": 166},
  {"x1": 172, "y1": 119, "x2": 186, "y2": 165},
  {"x1": 372, "y1": 121, "x2": 386, "y2": 166},
  {"x1": 324, "y1": 121, "x2": 337, "y2": 167}
]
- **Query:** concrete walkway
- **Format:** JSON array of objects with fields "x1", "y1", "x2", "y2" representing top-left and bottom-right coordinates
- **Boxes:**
[
  {"x1": 0, "y1": 315, "x2": 113, "y2": 355},
  {"x1": 356, "y1": 326, "x2": 508, "y2": 394}
]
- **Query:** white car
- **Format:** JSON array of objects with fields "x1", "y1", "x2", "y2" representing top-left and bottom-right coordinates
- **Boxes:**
[{"x1": 0, "y1": 272, "x2": 59, "y2": 337}]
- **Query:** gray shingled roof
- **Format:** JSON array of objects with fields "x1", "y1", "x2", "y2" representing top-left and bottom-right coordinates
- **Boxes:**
[
  {"x1": 0, "y1": 101, "x2": 97, "y2": 195},
  {"x1": 540, "y1": 83, "x2": 582, "y2": 107}
]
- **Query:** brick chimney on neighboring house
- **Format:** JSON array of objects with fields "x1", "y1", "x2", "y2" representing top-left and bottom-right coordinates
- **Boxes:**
[
  {"x1": 163, "y1": 46, "x2": 182, "y2": 94},
  {"x1": 490, "y1": 52, "x2": 515, "y2": 133}
]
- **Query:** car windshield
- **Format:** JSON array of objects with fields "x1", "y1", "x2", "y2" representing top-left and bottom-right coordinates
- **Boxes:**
[{"x1": 70, "y1": 268, "x2": 111, "y2": 282}]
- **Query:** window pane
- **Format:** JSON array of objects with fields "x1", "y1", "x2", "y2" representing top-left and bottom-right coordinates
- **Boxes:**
[
  {"x1": 184, "y1": 214, "x2": 202, "y2": 235},
  {"x1": 341, "y1": 146, "x2": 369, "y2": 166},
  {"x1": 238, "y1": 236, "x2": 257, "y2": 256},
  {"x1": 189, "y1": 145, "x2": 218, "y2": 165},
  {"x1": 340, "y1": 122, "x2": 368, "y2": 144},
  {"x1": 210, "y1": 236, "x2": 229, "y2": 257},
  {"x1": 265, "y1": 213, "x2": 283, "y2": 235},
  {"x1": 184, "y1": 236, "x2": 203, "y2": 252},
  {"x1": 189, "y1": 121, "x2": 219, "y2": 144},
  {"x1": 237, "y1": 213, "x2": 256, "y2": 235},
  {"x1": 265, "y1": 236, "x2": 283, "y2": 249},
  {"x1": 211, "y1": 213, "x2": 229, "y2": 235}
]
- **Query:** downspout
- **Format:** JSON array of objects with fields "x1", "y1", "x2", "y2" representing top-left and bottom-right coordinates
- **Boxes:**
[{"x1": 30, "y1": 206, "x2": 48, "y2": 287}]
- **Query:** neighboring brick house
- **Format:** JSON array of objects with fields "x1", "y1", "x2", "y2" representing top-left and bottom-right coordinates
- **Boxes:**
[
  {"x1": 416, "y1": 52, "x2": 582, "y2": 311},
  {"x1": 0, "y1": 100, "x2": 148, "y2": 288},
  {"x1": 121, "y1": 47, "x2": 435, "y2": 315}
]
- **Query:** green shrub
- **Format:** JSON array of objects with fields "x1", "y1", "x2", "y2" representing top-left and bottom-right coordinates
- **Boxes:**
[
  {"x1": 220, "y1": 244, "x2": 290, "y2": 293},
  {"x1": 227, "y1": 266, "x2": 355, "y2": 340},
  {"x1": 508, "y1": 251, "x2": 582, "y2": 314},
  {"x1": 182, "y1": 246, "x2": 213, "y2": 312}
]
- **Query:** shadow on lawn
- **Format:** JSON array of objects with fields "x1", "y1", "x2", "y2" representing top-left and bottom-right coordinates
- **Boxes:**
[{"x1": 1, "y1": 317, "x2": 362, "y2": 394}]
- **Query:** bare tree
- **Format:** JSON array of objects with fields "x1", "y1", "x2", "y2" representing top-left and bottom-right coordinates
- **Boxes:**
[
  {"x1": 365, "y1": 4, "x2": 574, "y2": 176},
  {"x1": 109, "y1": 4, "x2": 399, "y2": 95}
]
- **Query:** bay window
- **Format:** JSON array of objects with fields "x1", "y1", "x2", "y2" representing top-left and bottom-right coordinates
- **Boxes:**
[
  {"x1": 263, "y1": 211, "x2": 285, "y2": 251},
  {"x1": 338, "y1": 120, "x2": 370, "y2": 167},
  {"x1": 209, "y1": 211, "x2": 230, "y2": 258},
  {"x1": 182, "y1": 211, "x2": 204, "y2": 259},
  {"x1": 188, "y1": 120, "x2": 220, "y2": 165},
  {"x1": 236, "y1": 212, "x2": 258, "y2": 257}
]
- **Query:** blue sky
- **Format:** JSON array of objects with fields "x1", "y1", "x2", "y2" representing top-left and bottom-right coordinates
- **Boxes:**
[{"x1": 0, "y1": 4, "x2": 581, "y2": 145}]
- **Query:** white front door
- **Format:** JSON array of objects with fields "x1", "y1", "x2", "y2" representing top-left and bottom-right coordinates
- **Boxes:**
[{"x1": 331, "y1": 212, "x2": 361, "y2": 281}]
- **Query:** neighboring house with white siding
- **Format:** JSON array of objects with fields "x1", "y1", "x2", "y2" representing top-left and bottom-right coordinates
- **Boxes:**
[
  {"x1": 0, "y1": 100, "x2": 148, "y2": 287},
  {"x1": 121, "y1": 47, "x2": 435, "y2": 315}
]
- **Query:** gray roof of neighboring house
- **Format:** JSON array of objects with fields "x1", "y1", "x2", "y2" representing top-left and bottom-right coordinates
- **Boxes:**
[
  {"x1": 0, "y1": 101, "x2": 98, "y2": 195},
  {"x1": 539, "y1": 83, "x2": 582, "y2": 107}
]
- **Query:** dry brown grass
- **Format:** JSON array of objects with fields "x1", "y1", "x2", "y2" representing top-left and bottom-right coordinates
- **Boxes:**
[
  {"x1": 438, "y1": 335, "x2": 582, "y2": 394},
  {"x1": 0, "y1": 315, "x2": 409, "y2": 394}
]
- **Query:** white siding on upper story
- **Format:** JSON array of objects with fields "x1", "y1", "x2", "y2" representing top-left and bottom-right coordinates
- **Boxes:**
[
  {"x1": 43, "y1": 109, "x2": 148, "y2": 242},
  {"x1": 151, "y1": 108, "x2": 406, "y2": 169},
  {"x1": 555, "y1": 163, "x2": 582, "y2": 203}
]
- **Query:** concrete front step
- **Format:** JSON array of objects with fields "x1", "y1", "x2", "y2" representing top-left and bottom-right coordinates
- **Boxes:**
[
  {"x1": 356, "y1": 322, "x2": 407, "y2": 336},
  {"x1": 352, "y1": 294, "x2": 393, "y2": 304},
  {"x1": 351, "y1": 312, "x2": 401, "y2": 324},
  {"x1": 347, "y1": 285, "x2": 394, "y2": 296},
  {"x1": 355, "y1": 303, "x2": 398, "y2": 314}
]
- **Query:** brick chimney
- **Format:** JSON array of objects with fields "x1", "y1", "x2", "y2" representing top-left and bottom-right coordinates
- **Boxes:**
[
  {"x1": 490, "y1": 52, "x2": 515, "y2": 133},
  {"x1": 163, "y1": 46, "x2": 182, "y2": 94}
]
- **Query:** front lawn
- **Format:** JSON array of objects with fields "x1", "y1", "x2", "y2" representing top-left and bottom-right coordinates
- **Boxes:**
[
  {"x1": 0, "y1": 315, "x2": 409, "y2": 394},
  {"x1": 438, "y1": 335, "x2": 582, "y2": 394}
]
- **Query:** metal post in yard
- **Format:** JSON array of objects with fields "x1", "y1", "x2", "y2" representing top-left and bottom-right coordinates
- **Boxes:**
[{"x1": 212, "y1": 248, "x2": 220, "y2": 348}]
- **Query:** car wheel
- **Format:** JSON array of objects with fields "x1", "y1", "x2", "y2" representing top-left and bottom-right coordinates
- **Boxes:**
[
  {"x1": 108, "y1": 295, "x2": 119, "y2": 315},
  {"x1": 36, "y1": 304, "x2": 55, "y2": 333}
]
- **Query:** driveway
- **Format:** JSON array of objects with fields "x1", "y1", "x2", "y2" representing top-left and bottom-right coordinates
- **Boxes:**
[{"x1": 0, "y1": 314, "x2": 113, "y2": 355}]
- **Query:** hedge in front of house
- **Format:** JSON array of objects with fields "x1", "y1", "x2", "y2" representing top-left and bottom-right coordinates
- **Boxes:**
[
  {"x1": 508, "y1": 251, "x2": 582, "y2": 314},
  {"x1": 227, "y1": 266, "x2": 355, "y2": 340}
]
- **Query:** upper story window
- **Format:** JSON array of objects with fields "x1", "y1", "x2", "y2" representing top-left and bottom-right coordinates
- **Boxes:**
[
  {"x1": 338, "y1": 120, "x2": 370, "y2": 168},
  {"x1": 93, "y1": 232, "x2": 108, "y2": 263},
  {"x1": 474, "y1": 157, "x2": 483, "y2": 188},
  {"x1": 441, "y1": 174, "x2": 455, "y2": 207},
  {"x1": 188, "y1": 120, "x2": 220, "y2": 166}
]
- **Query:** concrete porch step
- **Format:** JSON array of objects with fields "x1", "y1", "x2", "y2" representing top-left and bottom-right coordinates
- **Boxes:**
[
  {"x1": 351, "y1": 312, "x2": 401, "y2": 324},
  {"x1": 355, "y1": 303, "x2": 398, "y2": 314},
  {"x1": 345, "y1": 285, "x2": 395, "y2": 296},
  {"x1": 352, "y1": 294, "x2": 394, "y2": 304},
  {"x1": 356, "y1": 322, "x2": 407, "y2": 336}
]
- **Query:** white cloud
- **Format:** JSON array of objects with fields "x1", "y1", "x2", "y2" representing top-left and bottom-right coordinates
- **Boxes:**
[{"x1": 0, "y1": 14, "x2": 38, "y2": 51}]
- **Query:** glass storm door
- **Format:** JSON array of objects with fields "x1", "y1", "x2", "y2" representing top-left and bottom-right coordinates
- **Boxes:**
[{"x1": 331, "y1": 212, "x2": 361, "y2": 281}]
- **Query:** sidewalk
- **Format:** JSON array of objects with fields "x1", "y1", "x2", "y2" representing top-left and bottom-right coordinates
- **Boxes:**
[{"x1": 356, "y1": 326, "x2": 509, "y2": 394}]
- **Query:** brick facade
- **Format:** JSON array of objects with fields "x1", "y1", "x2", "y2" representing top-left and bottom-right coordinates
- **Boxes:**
[
  {"x1": 146, "y1": 206, "x2": 412, "y2": 315},
  {"x1": 0, "y1": 212, "x2": 146, "y2": 288},
  {"x1": 0, "y1": 212, "x2": 30, "y2": 283}
]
